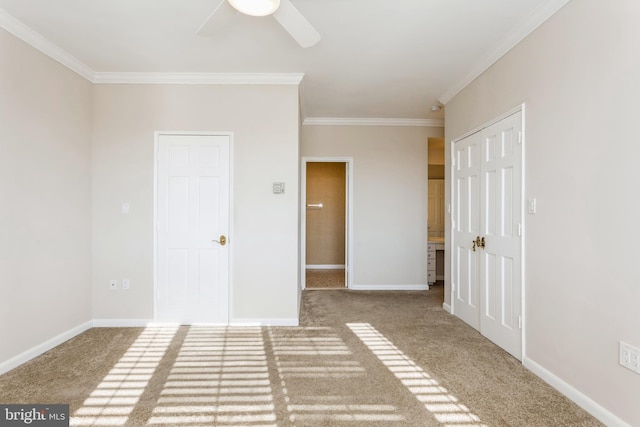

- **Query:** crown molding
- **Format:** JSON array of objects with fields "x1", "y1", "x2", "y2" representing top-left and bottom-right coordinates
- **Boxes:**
[
  {"x1": 438, "y1": 0, "x2": 572, "y2": 105},
  {"x1": 303, "y1": 117, "x2": 444, "y2": 127},
  {"x1": 0, "y1": 9, "x2": 305, "y2": 87},
  {"x1": 0, "y1": 8, "x2": 94, "y2": 81},
  {"x1": 93, "y1": 72, "x2": 305, "y2": 85}
]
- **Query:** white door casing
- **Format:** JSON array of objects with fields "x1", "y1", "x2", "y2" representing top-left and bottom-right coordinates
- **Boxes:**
[
  {"x1": 155, "y1": 133, "x2": 230, "y2": 324},
  {"x1": 300, "y1": 157, "x2": 354, "y2": 290},
  {"x1": 452, "y1": 110, "x2": 523, "y2": 360}
]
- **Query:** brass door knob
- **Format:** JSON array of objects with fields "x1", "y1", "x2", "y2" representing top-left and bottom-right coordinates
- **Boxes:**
[
  {"x1": 472, "y1": 236, "x2": 485, "y2": 252},
  {"x1": 212, "y1": 235, "x2": 227, "y2": 246}
]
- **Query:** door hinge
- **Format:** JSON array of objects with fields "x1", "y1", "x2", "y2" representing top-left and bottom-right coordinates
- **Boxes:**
[
  {"x1": 518, "y1": 131, "x2": 523, "y2": 144},
  {"x1": 518, "y1": 315, "x2": 522, "y2": 329},
  {"x1": 518, "y1": 223, "x2": 522, "y2": 236}
]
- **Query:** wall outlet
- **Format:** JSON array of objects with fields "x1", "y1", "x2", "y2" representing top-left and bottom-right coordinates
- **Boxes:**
[
  {"x1": 122, "y1": 278, "x2": 130, "y2": 290},
  {"x1": 619, "y1": 341, "x2": 640, "y2": 374},
  {"x1": 109, "y1": 280, "x2": 118, "y2": 291}
]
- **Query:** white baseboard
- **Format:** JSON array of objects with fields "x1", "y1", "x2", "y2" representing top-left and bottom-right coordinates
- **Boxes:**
[
  {"x1": 0, "y1": 320, "x2": 92, "y2": 376},
  {"x1": 306, "y1": 264, "x2": 346, "y2": 270},
  {"x1": 92, "y1": 319, "x2": 154, "y2": 327},
  {"x1": 230, "y1": 318, "x2": 299, "y2": 326},
  {"x1": 523, "y1": 357, "x2": 630, "y2": 427},
  {"x1": 442, "y1": 302, "x2": 452, "y2": 313},
  {"x1": 350, "y1": 284, "x2": 428, "y2": 291}
]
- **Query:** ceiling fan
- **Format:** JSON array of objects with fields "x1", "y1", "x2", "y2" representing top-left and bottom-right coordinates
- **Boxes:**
[{"x1": 198, "y1": 0, "x2": 321, "y2": 48}]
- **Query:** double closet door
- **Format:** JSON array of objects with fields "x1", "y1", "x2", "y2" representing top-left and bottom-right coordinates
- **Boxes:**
[{"x1": 452, "y1": 111, "x2": 523, "y2": 360}]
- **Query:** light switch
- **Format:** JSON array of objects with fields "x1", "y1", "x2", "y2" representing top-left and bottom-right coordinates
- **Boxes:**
[
  {"x1": 528, "y1": 198, "x2": 536, "y2": 214},
  {"x1": 121, "y1": 203, "x2": 130, "y2": 214}
]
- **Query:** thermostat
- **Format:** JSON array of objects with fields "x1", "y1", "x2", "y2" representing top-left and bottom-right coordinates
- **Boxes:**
[{"x1": 273, "y1": 182, "x2": 285, "y2": 194}]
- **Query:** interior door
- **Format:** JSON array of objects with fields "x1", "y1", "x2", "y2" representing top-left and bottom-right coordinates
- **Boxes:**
[
  {"x1": 156, "y1": 134, "x2": 230, "y2": 324},
  {"x1": 479, "y1": 113, "x2": 523, "y2": 359},
  {"x1": 452, "y1": 132, "x2": 481, "y2": 329},
  {"x1": 452, "y1": 111, "x2": 523, "y2": 360}
]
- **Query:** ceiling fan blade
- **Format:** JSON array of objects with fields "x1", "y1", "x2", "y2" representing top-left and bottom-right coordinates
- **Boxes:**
[
  {"x1": 197, "y1": 0, "x2": 238, "y2": 37},
  {"x1": 272, "y1": 0, "x2": 321, "y2": 48}
]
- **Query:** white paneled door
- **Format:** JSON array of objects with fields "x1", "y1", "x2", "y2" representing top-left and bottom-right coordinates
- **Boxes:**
[
  {"x1": 156, "y1": 134, "x2": 230, "y2": 324},
  {"x1": 452, "y1": 131, "x2": 481, "y2": 329},
  {"x1": 452, "y1": 111, "x2": 523, "y2": 360}
]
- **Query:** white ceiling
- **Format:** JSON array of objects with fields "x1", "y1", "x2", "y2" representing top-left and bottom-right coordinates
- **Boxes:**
[{"x1": 0, "y1": 0, "x2": 570, "y2": 122}]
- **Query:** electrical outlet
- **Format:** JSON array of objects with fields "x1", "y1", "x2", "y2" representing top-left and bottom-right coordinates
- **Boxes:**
[
  {"x1": 122, "y1": 278, "x2": 130, "y2": 290},
  {"x1": 619, "y1": 341, "x2": 640, "y2": 374},
  {"x1": 109, "y1": 280, "x2": 118, "y2": 291}
]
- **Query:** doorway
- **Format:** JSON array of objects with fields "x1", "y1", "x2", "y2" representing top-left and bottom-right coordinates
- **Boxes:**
[
  {"x1": 301, "y1": 158, "x2": 353, "y2": 289},
  {"x1": 451, "y1": 108, "x2": 524, "y2": 360},
  {"x1": 154, "y1": 132, "x2": 231, "y2": 324}
]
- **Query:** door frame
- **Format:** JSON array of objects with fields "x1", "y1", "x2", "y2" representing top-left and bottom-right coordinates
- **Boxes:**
[
  {"x1": 153, "y1": 131, "x2": 234, "y2": 323},
  {"x1": 300, "y1": 157, "x2": 354, "y2": 289},
  {"x1": 449, "y1": 104, "x2": 526, "y2": 359}
]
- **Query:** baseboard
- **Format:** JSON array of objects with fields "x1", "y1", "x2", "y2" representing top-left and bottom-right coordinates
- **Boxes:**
[
  {"x1": 442, "y1": 302, "x2": 452, "y2": 313},
  {"x1": 0, "y1": 320, "x2": 92, "y2": 376},
  {"x1": 230, "y1": 318, "x2": 299, "y2": 326},
  {"x1": 306, "y1": 264, "x2": 346, "y2": 270},
  {"x1": 92, "y1": 319, "x2": 154, "y2": 327},
  {"x1": 523, "y1": 357, "x2": 630, "y2": 427},
  {"x1": 350, "y1": 284, "x2": 429, "y2": 291}
]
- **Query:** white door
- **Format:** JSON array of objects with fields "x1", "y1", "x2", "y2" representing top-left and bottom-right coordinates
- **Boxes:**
[
  {"x1": 156, "y1": 134, "x2": 230, "y2": 324},
  {"x1": 452, "y1": 111, "x2": 523, "y2": 360},
  {"x1": 479, "y1": 113, "x2": 522, "y2": 359},
  {"x1": 452, "y1": 131, "x2": 481, "y2": 329}
]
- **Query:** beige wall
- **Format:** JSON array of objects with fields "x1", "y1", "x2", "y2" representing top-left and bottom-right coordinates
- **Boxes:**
[
  {"x1": 0, "y1": 29, "x2": 93, "y2": 366},
  {"x1": 306, "y1": 162, "x2": 346, "y2": 266},
  {"x1": 91, "y1": 84, "x2": 300, "y2": 322},
  {"x1": 444, "y1": 0, "x2": 640, "y2": 424},
  {"x1": 302, "y1": 125, "x2": 444, "y2": 287}
]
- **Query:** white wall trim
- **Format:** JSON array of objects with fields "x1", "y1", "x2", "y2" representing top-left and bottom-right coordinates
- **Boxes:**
[
  {"x1": 524, "y1": 357, "x2": 630, "y2": 427},
  {"x1": 442, "y1": 302, "x2": 452, "y2": 313},
  {"x1": 92, "y1": 319, "x2": 155, "y2": 328},
  {"x1": 93, "y1": 72, "x2": 305, "y2": 85},
  {"x1": 0, "y1": 8, "x2": 94, "y2": 81},
  {"x1": 230, "y1": 318, "x2": 299, "y2": 327},
  {"x1": 438, "y1": 0, "x2": 571, "y2": 104},
  {"x1": 0, "y1": 321, "x2": 92, "y2": 375},
  {"x1": 350, "y1": 284, "x2": 428, "y2": 291},
  {"x1": 305, "y1": 264, "x2": 346, "y2": 270},
  {"x1": 303, "y1": 117, "x2": 444, "y2": 127}
]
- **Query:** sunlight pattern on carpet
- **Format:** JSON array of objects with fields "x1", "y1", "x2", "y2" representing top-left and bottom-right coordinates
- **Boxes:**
[
  {"x1": 148, "y1": 326, "x2": 277, "y2": 426},
  {"x1": 71, "y1": 326, "x2": 178, "y2": 426},
  {"x1": 267, "y1": 326, "x2": 406, "y2": 424},
  {"x1": 348, "y1": 323, "x2": 487, "y2": 427}
]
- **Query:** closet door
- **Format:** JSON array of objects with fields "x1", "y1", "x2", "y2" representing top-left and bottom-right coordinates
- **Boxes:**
[
  {"x1": 479, "y1": 112, "x2": 523, "y2": 360},
  {"x1": 452, "y1": 132, "x2": 481, "y2": 329},
  {"x1": 452, "y1": 110, "x2": 523, "y2": 360}
]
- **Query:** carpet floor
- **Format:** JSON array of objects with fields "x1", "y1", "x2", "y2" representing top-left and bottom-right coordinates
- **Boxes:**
[
  {"x1": 305, "y1": 269, "x2": 346, "y2": 289},
  {"x1": 0, "y1": 285, "x2": 601, "y2": 426}
]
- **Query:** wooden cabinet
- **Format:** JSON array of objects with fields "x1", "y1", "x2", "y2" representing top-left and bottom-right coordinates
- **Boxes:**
[
  {"x1": 428, "y1": 179, "x2": 445, "y2": 237},
  {"x1": 428, "y1": 241, "x2": 444, "y2": 285}
]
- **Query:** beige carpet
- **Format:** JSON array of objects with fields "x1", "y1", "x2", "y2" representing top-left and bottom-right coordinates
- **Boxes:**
[
  {"x1": 0, "y1": 285, "x2": 601, "y2": 426},
  {"x1": 305, "y1": 269, "x2": 345, "y2": 289}
]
